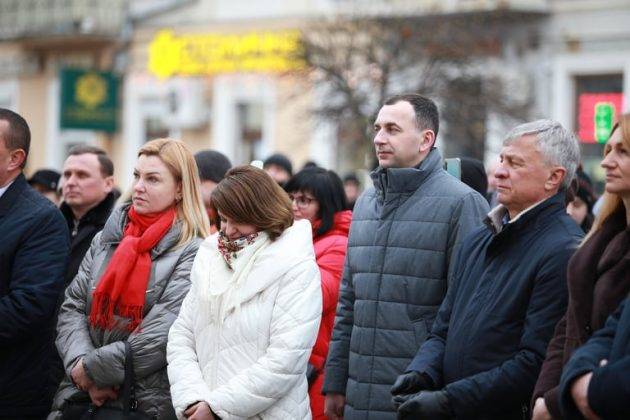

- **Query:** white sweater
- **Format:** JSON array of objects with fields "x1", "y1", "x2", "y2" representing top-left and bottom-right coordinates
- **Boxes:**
[{"x1": 167, "y1": 220, "x2": 322, "y2": 419}]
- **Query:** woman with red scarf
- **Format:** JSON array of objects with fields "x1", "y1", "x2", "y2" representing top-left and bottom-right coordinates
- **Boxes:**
[
  {"x1": 285, "y1": 167, "x2": 352, "y2": 420},
  {"x1": 49, "y1": 139, "x2": 209, "y2": 420}
]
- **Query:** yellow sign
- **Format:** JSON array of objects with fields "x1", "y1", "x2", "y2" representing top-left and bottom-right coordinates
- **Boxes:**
[
  {"x1": 148, "y1": 29, "x2": 306, "y2": 78},
  {"x1": 75, "y1": 73, "x2": 107, "y2": 109}
]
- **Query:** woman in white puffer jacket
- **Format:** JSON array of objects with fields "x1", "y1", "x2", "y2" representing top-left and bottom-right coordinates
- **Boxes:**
[{"x1": 167, "y1": 165, "x2": 322, "y2": 420}]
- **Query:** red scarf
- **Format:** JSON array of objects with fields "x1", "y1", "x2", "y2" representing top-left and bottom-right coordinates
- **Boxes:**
[{"x1": 89, "y1": 205, "x2": 176, "y2": 331}]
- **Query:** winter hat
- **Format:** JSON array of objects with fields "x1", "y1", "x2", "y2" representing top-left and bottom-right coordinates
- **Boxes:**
[
  {"x1": 460, "y1": 157, "x2": 488, "y2": 198},
  {"x1": 263, "y1": 153, "x2": 293, "y2": 176},
  {"x1": 28, "y1": 169, "x2": 61, "y2": 192},
  {"x1": 194, "y1": 150, "x2": 232, "y2": 183}
]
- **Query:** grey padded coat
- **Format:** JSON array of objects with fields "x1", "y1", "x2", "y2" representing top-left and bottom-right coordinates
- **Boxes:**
[
  {"x1": 48, "y1": 205, "x2": 202, "y2": 420},
  {"x1": 322, "y1": 149, "x2": 490, "y2": 419}
]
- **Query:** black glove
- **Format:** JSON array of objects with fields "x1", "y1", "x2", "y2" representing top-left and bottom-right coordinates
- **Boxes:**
[
  {"x1": 397, "y1": 390, "x2": 452, "y2": 420},
  {"x1": 391, "y1": 371, "x2": 432, "y2": 396},
  {"x1": 306, "y1": 363, "x2": 318, "y2": 387}
]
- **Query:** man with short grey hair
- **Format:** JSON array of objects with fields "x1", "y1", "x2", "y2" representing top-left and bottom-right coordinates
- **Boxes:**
[{"x1": 391, "y1": 120, "x2": 584, "y2": 419}]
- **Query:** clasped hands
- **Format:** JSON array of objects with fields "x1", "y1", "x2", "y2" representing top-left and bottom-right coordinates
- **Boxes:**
[
  {"x1": 71, "y1": 358, "x2": 119, "y2": 407},
  {"x1": 390, "y1": 371, "x2": 452, "y2": 419}
]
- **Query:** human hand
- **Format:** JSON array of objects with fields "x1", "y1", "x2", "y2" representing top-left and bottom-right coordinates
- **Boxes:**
[
  {"x1": 532, "y1": 397, "x2": 552, "y2": 420},
  {"x1": 184, "y1": 401, "x2": 215, "y2": 420},
  {"x1": 71, "y1": 358, "x2": 94, "y2": 391},
  {"x1": 570, "y1": 372, "x2": 601, "y2": 420},
  {"x1": 397, "y1": 390, "x2": 451, "y2": 420},
  {"x1": 88, "y1": 385, "x2": 118, "y2": 407},
  {"x1": 391, "y1": 371, "x2": 431, "y2": 396},
  {"x1": 324, "y1": 393, "x2": 346, "y2": 420}
]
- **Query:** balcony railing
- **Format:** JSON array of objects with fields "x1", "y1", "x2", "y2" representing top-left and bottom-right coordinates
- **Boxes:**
[{"x1": 0, "y1": 0, "x2": 127, "y2": 41}]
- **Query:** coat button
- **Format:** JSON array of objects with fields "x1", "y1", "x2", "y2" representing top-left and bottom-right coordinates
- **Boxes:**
[{"x1": 585, "y1": 324, "x2": 592, "y2": 335}]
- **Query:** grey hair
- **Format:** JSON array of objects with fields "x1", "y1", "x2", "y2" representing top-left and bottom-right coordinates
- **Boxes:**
[{"x1": 504, "y1": 119, "x2": 580, "y2": 189}]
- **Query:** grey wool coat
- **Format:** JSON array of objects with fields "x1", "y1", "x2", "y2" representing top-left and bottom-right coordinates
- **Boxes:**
[
  {"x1": 322, "y1": 149, "x2": 490, "y2": 419},
  {"x1": 49, "y1": 205, "x2": 202, "y2": 420}
]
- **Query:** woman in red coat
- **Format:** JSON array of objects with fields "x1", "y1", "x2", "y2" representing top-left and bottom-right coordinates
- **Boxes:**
[{"x1": 286, "y1": 167, "x2": 352, "y2": 419}]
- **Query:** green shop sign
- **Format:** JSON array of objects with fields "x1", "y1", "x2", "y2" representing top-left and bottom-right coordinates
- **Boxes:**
[{"x1": 60, "y1": 69, "x2": 119, "y2": 132}]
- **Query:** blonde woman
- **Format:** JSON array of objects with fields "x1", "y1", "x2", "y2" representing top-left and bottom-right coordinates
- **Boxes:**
[
  {"x1": 49, "y1": 139, "x2": 209, "y2": 419},
  {"x1": 167, "y1": 166, "x2": 322, "y2": 420}
]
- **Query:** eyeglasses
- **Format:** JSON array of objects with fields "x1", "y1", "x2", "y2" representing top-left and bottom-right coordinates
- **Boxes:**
[{"x1": 289, "y1": 194, "x2": 316, "y2": 208}]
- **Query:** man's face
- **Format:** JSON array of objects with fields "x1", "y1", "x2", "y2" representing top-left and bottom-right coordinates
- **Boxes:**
[
  {"x1": 494, "y1": 135, "x2": 556, "y2": 216},
  {"x1": 0, "y1": 120, "x2": 25, "y2": 187},
  {"x1": 373, "y1": 101, "x2": 427, "y2": 169},
  {"x1": 265, "y1": 164, "x2": 290, "y2": 185},
  {"x1": 199, "y1": 179, "x2": 218, "y2": 210},
  {"x1": 0, "y1": 131, "x2": 11, "y2": 186},
  {"x1": 62, "y1": 153, "x2": 113, "y2": 211}
]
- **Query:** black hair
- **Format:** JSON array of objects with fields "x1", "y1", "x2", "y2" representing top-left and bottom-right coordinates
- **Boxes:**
[
  {"x1": 68, "y1": 144, "x2": 114, "y2": 177},
  {"x1": 384, "y1": 93, "x2": 439, "y2": 138},
  {"x1": 195, "y1": 149, "x2": 232, "y2": 183},
  {"x1": 263, "y1": 153, "x2": 293, "y2": 176},
  {"x1": 0, "y1": 108, "x2": 31, "y2": 168},
  {"x1": 285, "y1": 167, "x2": 348, "y2": 237}
]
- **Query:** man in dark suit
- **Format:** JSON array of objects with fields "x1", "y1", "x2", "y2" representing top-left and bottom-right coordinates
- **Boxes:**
[
  {"x1": 59, "y1": 145, "x2": 116, "y2": 286},
  {"x1": 0, "y1": 108, "x2": 69, "y2": 419}
]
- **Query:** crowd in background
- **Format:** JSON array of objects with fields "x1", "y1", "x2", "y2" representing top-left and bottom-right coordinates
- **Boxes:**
[{"x1": 0, "y1": 93, "x2": 628, "y2": 420}]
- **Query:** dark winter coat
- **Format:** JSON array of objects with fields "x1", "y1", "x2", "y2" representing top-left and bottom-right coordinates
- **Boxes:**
[
  {"x1": 0, "y1": 174, "x2": 69, "y2": 418},
  {"x1": 559, "y1": 296, "x2": 630, "y2": 420},
  {"x1": 322, "y1": 148, "x2": 490, "y2": 419},
  {"x1": 60, "y1": 192, "x2": 116, "y2": 286},
  {"x1": 533, "y1": 207, "x2": 630, "y2": 418},
  {"x1": 408, "y1": 192, "x2": 583, "y2": 419}
]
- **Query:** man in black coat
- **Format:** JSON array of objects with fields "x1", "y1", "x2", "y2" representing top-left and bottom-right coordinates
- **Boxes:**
[
  {"x1": 391, "y1": 120, "x2": 584, "y2": 419},
  {"x1": 59, "y1": 145, "x2": 116, "y2": 286},
  {"x1": 0, "y1": 109, "x2": 69, "y2": 419},
  {"x1": 559, "y1": 296, "x2": 630, "y2": 420}
]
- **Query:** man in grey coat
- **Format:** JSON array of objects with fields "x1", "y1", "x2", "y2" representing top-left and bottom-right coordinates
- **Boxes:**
[{"x1": 322, "y1": 94, "x2": 489, "y2": 419}]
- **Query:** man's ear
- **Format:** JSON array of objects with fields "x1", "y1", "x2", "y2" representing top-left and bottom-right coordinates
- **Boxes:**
[
  {"x1": 8, "y1": 149, "x2": 26, "y2": 171},
  {"x1": 104, "y1": 176, "x2": 115, "y2": 193},
  {"x1": 545, "y1": 166, "x2": 567, "y2": 191},
  {"x1": 419, "y1": 129, "x2": 436, "y2": 153}
]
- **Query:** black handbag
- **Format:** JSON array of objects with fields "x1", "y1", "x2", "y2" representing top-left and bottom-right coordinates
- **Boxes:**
[{"x1": 62, "y1": 341, "x2": 151, "y2": 420}]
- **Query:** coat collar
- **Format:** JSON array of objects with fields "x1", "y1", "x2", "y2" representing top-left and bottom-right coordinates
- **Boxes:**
[
  {"x1": 61, "y1": 191, "x2": 117, "y2": 227},
  {"x1": 370, "y1": 148, "x2": 443, "y2": 195},
  {"x1": 0, "y1": 173, "x2": 26, "y2": 217},
  {"x1": 100, "y1": 203, "x2": 183, "y2": 258},
  {"x1": 195, "y1": 219, "x2": 316, "y2": 321},
  {"x1": 484, "y1": 190, "x2": 568, "y2": 236}
]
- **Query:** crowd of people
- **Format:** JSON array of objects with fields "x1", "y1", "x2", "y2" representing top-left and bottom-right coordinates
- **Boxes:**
[{"x1": 0, "y1": 93, "x2": 628, "y2": 420}]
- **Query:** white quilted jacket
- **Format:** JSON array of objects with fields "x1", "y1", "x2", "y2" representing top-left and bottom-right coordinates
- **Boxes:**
[{"x1": 167, "y1": 220, "x2": 322, "y2": 419}]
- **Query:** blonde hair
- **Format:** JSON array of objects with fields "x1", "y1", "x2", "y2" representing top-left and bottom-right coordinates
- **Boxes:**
[
  {"x1": 138, "y1": 138, "x2": 210, "y2": 244},
  {"x1": 584, "y1": 112, "x2": 630, "y2": 241}
]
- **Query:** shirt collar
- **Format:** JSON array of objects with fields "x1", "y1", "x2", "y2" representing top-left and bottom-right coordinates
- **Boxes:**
[{"x1": 0, "y1": 179, "x2": 15, "y2": 199}]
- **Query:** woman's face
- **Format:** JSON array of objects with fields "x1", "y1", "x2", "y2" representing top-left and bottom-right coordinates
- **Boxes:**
[
  {"x1": 289, "y1": 190, "x2": 320, "y2": 224},
  {"x1": 567, "y1": 197, "x2": 588, "y2": 225},
  {"x1": 218, "y1": 211, "x2": 258, "y2": 240},
  {"x1": 132, "y1": 154, "x2": 181, "y2": 214},
  {"x1": 601, "y1": 127, "x2": 630, "y2": 198}
]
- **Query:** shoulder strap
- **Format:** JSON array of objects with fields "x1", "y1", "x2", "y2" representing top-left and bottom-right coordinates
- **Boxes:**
[{"x1": 121, "y1": 341, "x2": 137, "y2": 414}]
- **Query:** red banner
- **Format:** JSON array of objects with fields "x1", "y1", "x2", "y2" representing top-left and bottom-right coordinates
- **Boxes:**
[{"x1": 578, "y1": 93, "x2": 624, "y2": 143}]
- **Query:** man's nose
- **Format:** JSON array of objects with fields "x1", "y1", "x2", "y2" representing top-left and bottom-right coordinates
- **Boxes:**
[
  {"x1": 374, "y1": 130, "x2": 386, "y2": 145},
  {"x1": 494, "y1": 164, "x2": 508, "y2": 178}
]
